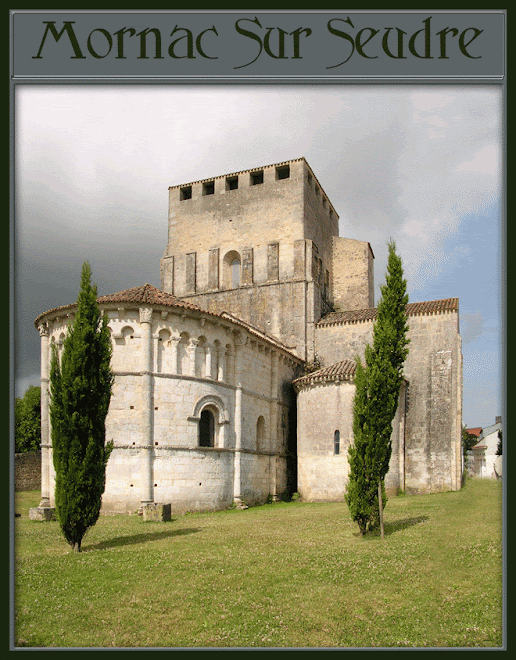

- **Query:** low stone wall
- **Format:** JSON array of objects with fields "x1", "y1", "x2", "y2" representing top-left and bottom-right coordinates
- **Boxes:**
[{"x1": 14, "y1": 452, "x2": 41, "y2": 491}]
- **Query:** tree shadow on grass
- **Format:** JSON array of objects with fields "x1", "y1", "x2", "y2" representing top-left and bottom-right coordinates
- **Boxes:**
[
  {"x1": 385, "y1": 515, "x2": 429, "y2": 535},
  {"x1": 357, "y1": 516, "x2": 429, "y2": 539},
  {"x1": 83, "y1": 526, "x2": 202, "y2": 551}
]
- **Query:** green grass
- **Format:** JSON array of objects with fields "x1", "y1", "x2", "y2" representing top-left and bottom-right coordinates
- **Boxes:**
[{"x1": 14, "y1": 478, "x2": 503, "y2": 648}]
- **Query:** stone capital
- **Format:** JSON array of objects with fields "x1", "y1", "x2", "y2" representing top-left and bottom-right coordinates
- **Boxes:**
[
  {"x1": 139, "y1": 306, "x2": 153, "y2": 324},
  {"x1": 38, "y1": 324, "x2": 49, "y2": 338}
]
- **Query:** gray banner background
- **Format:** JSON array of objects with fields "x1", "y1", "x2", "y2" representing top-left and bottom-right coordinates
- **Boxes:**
[{"x1": 11, "y1": 11, "x2": 505, "y2": 80}]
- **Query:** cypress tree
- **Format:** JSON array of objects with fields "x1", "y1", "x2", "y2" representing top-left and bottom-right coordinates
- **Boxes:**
[
  {"x1": 50, "y1": 262, "x2": 114, "y2": 552},
  {"x1": 345, "y1": 356, "x2": 374, "y2": 535},
  {"x1": 345, "y1": 241, "x2": 410, "y2": 535}
]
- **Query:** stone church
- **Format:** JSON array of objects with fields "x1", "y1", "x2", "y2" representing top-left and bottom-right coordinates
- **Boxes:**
[{"x1": 35, "y1": 158, "x2": 463, "y2": 514}]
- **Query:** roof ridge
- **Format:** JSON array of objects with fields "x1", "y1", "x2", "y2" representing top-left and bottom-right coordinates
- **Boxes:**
[
  {"x1": 34, "y1": 283, "x2": 204, "y2": 326},
  {"x1": 319, "y1": 298, "x2": 459, "y2": 327},
  {"x1": 34, "y1": 285, "x2": 303, "y2": 361},
  {"x1": 293, "y1": 358, "x2": 357, "y2": 389}
]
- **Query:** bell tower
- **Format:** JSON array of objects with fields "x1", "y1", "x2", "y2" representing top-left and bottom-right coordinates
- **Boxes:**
[{"x1": 161, "y1": 158, "x2": 372, "y2": 361}]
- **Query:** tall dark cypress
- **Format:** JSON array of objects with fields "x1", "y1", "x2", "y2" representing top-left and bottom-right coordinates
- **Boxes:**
[
  {"x1": 346, "y1": 241, "x2": 410, "y2": 534},
  {"x1": 50, "y1": 262, "x2": 114, "y2": 552},
  {"x1": 345, "y1": 356, "x2": 374, "y2": 536}
]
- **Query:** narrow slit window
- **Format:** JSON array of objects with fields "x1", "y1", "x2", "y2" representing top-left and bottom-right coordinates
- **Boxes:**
[
  {"x1": 334, "y1": 430, "x2": 340, "y2": 455},
  {"x1": 256, "y1": 416, "x2": 266, "y2": 451}
]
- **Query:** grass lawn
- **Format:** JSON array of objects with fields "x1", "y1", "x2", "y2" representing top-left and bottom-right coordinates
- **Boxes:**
[{"x1": 13, "y1": 478, "x2": 503, "y2": 649}]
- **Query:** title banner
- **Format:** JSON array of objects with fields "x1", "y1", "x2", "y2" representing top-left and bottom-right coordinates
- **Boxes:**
[{"x1": 11, "y1": 10, "x2": 505, "y2": 82}]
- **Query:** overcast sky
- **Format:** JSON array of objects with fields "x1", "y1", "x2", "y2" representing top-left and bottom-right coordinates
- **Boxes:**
[{"x1": 14, "y1": 85, "x2": 503, "y2": 428}]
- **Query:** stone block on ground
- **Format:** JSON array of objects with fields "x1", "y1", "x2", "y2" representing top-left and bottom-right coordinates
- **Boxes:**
[
  {"x1": 28, "y1": 507, "x2": 56, "y2": 521},
  {"x1": 142, "y1": 503, "x2": 172, "y2": 522}
]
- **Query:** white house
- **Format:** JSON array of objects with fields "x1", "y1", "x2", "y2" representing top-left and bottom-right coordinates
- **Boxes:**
[{"x1": 470, "y1": 417, "x2": 502, "y2": 479}]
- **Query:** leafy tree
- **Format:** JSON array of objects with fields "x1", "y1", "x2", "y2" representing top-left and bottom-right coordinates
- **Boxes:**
[
  {"x1": 50, "y1": 262, "x2": 114, "y2": 552},
  {"x1": 462, "y1": 425, "x2": 479, "y2": 454},
  {"x1": 345, "y1": 241, "x2": 410, "y2": 535},
  {"x1": 14, "y1": 385, "x2": 41, "y2": 453},
  {"x1": 461, "y1": 425, "x2": 478, "y2": 479},
  {"x1": 496, "y1": 430, "x2": 502, "y2": 456}
]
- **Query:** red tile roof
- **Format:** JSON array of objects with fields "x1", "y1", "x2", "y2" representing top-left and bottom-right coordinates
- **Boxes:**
[
  {"x1": 34, "y1": 284, "x2": 301, "y2": 359},
  {"x1": 96, "y1": 284, "x2": 202, "y2": 310},
  {"x1": 293, "y1": 359, "x2": 357, "y2": 389},
  {"x1": 34, "y1": 284, "x2": 201, "y2": 326},
  {"x1": 466, "y1": 427, "x2": 483, "y2": 438},
  {"x1": 318, "y1": 298, "x2": 459, "y2": 327}
]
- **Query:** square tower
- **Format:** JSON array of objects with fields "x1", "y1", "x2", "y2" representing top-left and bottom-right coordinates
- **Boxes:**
[{"x1": 160, "y1": 158, "x2": 366, "y2": 360}]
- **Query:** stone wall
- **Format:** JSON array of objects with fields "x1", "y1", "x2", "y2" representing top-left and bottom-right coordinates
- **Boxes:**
[
  {"x1": 162, "y1": 160, "x2": 308, "y2": 297},
  {"x1": 296, "y1": 380, "x2": 354, "y2": 501},
  {"x1": 104, "y1": 447, "x2": 236, "y2": 514},
  {"x1": 332, "y1": 237, "x2": 375, "y2": 311},
  {"x1": 181, "y1": 279, "x2": 314, "y2": 360},
  {"x1": 161, "y1": 158, "x2": 339, "y2": 361},
  {"x1": 302, "y1": 164, "x2": 339, "y2": 294},
  {"x1": 296, "y1": 380, "x2": 406, "y2": 500},
  {"x1": 15, "y1": 452, "x2": 41, "y2": 491},
  {"x1": 41, "y1": 301, "x2": 301, "y2": 514},
  {"x1": 314, "y1": 308, "x2": 462, "y2": 494}
]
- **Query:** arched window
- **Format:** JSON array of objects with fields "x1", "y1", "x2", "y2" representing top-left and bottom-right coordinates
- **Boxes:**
[
  {"x1": 223, "y1": 250, "x2": 241, "y2": 289},
  {"x1": 334, "y1": 430, "x2": 340, "y2": 455},
  {"x1": 256, "y1": 416, "x2": 266, "y2": 451},
  {"x1": 121, "y1": 326, "x2": 134, "y2": 342},
  {"x1": 157, "y1": 329, "x2": 171, "y2": 373},
  {"x1": 199, "y1": 409, "x2": 216, "y2": 447},
  {"x1": 192, "y1": 396, "x2": 227, "y2": 449},
  {"x1": 178, "y1": 332, "x2": 190, "y2": 375}
]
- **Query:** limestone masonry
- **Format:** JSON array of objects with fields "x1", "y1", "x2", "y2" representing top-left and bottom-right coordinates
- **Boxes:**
[{"x1": 35, "y1": 157, "x2": 462, "y2": 513}]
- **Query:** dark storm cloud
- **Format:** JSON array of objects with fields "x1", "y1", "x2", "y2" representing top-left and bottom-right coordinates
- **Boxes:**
[{"x1": 14, "y1": 87, "x2": 502, "y2": 427}]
